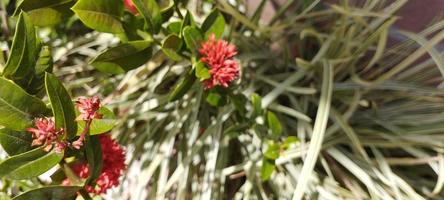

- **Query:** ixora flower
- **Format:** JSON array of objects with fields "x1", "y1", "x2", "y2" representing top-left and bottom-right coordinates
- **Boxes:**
[
  {"x1": 199, "y1": 33, "x2": 240, "y2": 89},
  {"x1": 72, "y1": 96, "x2": 102, "y2": 149},
  {"x1": 27, "y1": 117, "x2": 65, "y2": 152},
  {"x1": 76, "y1": 96, "x2": 102, "y2": 121},
  {"x1": 124, "y1": 0, "x2": 138, "y2": 14},
  {"x1": 64, "y1": 134, "x2": 126, "y2": 195}
]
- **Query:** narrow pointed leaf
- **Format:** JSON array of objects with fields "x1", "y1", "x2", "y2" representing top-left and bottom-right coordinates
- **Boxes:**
[
  {"x1": 45, "y1": 73, "x2": 77, "y2": 139},
  {"x1": 72, "y1": 0, "x2": 124, "y2": 33},
  {"x1": 0, "y1": 128, "x2": 33, "y2": 156},
  {"x1": 12, "y1": 186, "x2": 81, "y2": 200},
  {"x1": 90, "y1": 40, "x2": 152, "y2": 74},
  {"x1": 0, "y1": 77, "x2": 48, "y2": 131}
]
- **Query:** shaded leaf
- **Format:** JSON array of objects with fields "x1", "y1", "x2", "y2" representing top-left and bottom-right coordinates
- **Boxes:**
[
  {"x1": 85, "y1": 135, "x2": 103, "y2": 186},
  {"x1": 0, "y1": 128, "x2": 33, "y2": 156},
  {"x1": 201, "y1": 9, "x2": 225, "y2": 38},
  {"x1": 72, "y1": 0, "x2": 124, "y2": 33},
  {"x1": 162, "y1": 34, "x2": 184, "y2": 61},
  {"x1": 0, "y1": 77, "x2": 48, "y2": 131},
  {"x1": 2, "y1": 12, "x2": 39, "y2": 88},
  {"x1": 0, "y1": 148, "x2": 63, "y2": 180},
  {"x1": 251, "y1": 93, "x2": 263, "y2": 118},
  {"x1": 12, "y1": 186, "x2": 81, "y2": 200},
  {"x1": 90, "y1": 40, "x2": 152, "y2": 74},
  {"x1": 194, "y1": 61, "x2": 210, "y2": 80},
  {"x1": 183, "y1": 26, "x2": 203, "y2": 53},
  {"x1": 15, "y1": 0, "x2": 75, "y2": 26},
  {"x1": 132, "y1": 0, "x2": 162, "y2": 33},
  {"x1": 45, "y1": 73, "x2": 77, "y2": 139},
  {"x1": 169, "y1": 68, "x2": 196, "y2": 102},
  {"x1": 267, "y1": 111, "x2": 282, "y2": 137},
  {"x1": 261, "y1": 158, "x2": 276, "y2": 181}
]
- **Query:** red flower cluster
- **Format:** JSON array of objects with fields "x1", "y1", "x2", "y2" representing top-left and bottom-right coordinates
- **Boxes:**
[
  {"x1": 27, "y1": 117, "x2": 64, "y2": 151},
  {"x1": 73, "y1": 96, "x2": 102, "y2": 149},
  {"x1": 64, "y1": 134, "x2": 126, "y2": 195},
  {"x1": 76, "y1": 96, "x2": 102, "y2": 121},
  {"x1": 199, "y1": 34, "x2": 239, "y2": 89},
  {"x1": 124, "y1": 0, "x2": 138, "y2": 14}
]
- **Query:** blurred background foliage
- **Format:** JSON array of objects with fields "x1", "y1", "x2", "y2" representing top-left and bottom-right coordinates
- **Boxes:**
[{"x1": 2, "y1": 0, "x2": 444, "y2": 199}]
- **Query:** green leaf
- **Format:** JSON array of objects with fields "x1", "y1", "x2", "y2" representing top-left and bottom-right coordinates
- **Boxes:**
[
  {"x1": 167, "y1": 21, "x2": 182, "y2": 35},
  {"x1": 201, "y1": 9, "x2": 225, "y2": 38},
  {"x1": 0, "y1": 128, "x2": 33, "y2": 156},
  {"x1": 132, "y1": 0, "x2": 162, "y2": 33},
  {"x1": 90, "y1": 40, "x2": 152, "y2": 74},
  {"x1": 267, "y1": 111, "x2": 282, "y2": 137},
  {"x1": 206, "y1": 90, "x2": 226, "y2": 107},
  {"x1": 2, "y1": 12, "x2": 39, "y2": 88},
  {"x1": 12, "y1": 186, "x2": 81, "y2": 200},
  {"x1": 251, "y1": 93, "x2": 263, "y2": 118},
  {"x1": 0, "y1": 77, "x2": 48, "y2": 131},
  {"x1": 261, "y1": 158, "x2": 276, "y2": 181},
  {"x1": 162, "y1": 34, "x2": 184, "y2": 61},
  {"x1": 77, "y1": 107, "x2": 116, "y2": 135},
  {"x1": 27, "y1": 46, "x2": 53, "y2": 94},
  {"x1": 85, "y1": 135, "x2": 102, "y2": 186},
  {"x1": 0, "y1": 148, "x2": 64, "y2": 180},
  {"x1": 15, "y1": 0, "x2": 75, "y2": 26},
  {"x1": 180, "y1": 10, "x2": 196, "y2": 37},
  {"x1": 169, "y1": 68, "x2": 196, "y2": 102},
  {"x1": 281, "y1": 136, "x2": 299, "y2": 150},
  {"x1": 71, "y1": 0, "x2": 124, "y2": 33},
  {"x1": 45, "y1": 73, "x2": 77, "y2": 139},
  {"x1": 183, "y1": 26, "x2": 203, "y2": 53},
  {"x1": 264, "y1": 142, "x2": 280, "y2": 160},
  {"x1": 194, "y1": 61, "x2": 210, "y2": 81}
]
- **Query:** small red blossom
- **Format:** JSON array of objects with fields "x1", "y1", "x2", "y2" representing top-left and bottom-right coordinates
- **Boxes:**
[
  {"x1": 199, "y1": 33, "x2": 239, "y2": 89},
  {"x1": 76, "y1": 96, "x2": 102, "y2": 121},
  {"x1": 124, "y1": 0, "x2": 138, "y2": 14},
  {"x1": 27, "y1": 117, "x2": 64, "y2": 151},
  {"x1": 64, "y1": 134, "x2": 126, "y2": 195}
]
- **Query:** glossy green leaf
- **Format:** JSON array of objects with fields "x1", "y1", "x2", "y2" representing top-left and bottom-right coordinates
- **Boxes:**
[
  {"x1": 169, "y1": 68, "x2": 196, "y2": 102},
  {"x1": 27, "y1": 46, "x2": 53, "y2": 94},
  {"x1": 267, "y1": 111, "x2": 282, "y2": 137},
  {"x1": 180, "y1": 10, "x2": 196, "y2": 37},
  {"x1": 0, "y1": 77, "x2": 48, "y2": 131},
  {"x1": 2, "y1": 12, "x2": 39, "y2": 87},
  {"x1": 0, "y1": 148, "x2": 64, "y2": 180},
  {"x1": 167, "y1": 21, "x2": 182, "y2": 35},
  {"x1": 160, "y1": 0, "x2": 174, "y2": 22},
  {"x1": 77, "y1": 107, "x2": 116, "y2": 135},
  {"x1": 85, "y1": 135, "x2": 103, "y2": 186},
  {"x1": 12, "y1": 186, "x2": 81, "y2": 200},
  {"x1": 251, "y1": 93, "x2": 263, "y2": 118},
  {"x1": 201, "y1": 9, "x2": 225, "y2": 38},
  {"x1": 183, "y1": 26, "x2": 203, "y2": 53},
  {"x1": 162, "y1": 34, "x2": 184, "y2": 61},
  {"x1": 264, "y1": 142, "x2": 280, "y2": 160},
  {"x1": 0, "y1": 128, "x2": 33, "y2": 156},
  {"x1": 194, "y1": 61, "x2": 210, "y2": 81},
  {"x1": 45, "y1": 73, "x2": 77, "y2": 139},
  {"x1": 15, "y1": 0, "x2": 75, "y2": 26},
  {"x1": 206, "y1": 90, "x2": 226, "y2": 107},
  {"x1": 261, "y1": 158, "x2": 276, "y2": 181},
  {"x1": 281, "y1": 136, "x2": 299, "y2": 150},
  {"x1": 132, "y1": 0, "x2": 162, "y2": 33},
  {"x1": 71, "y1": 0, "x2": 124, "y2": 33},
  {"x1": 90, "y1": 40, "x2": 152, "y2": 74}
]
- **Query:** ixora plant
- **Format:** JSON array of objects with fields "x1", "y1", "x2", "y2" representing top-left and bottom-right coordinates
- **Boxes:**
[{"x1": 2, "y1": 0, "x2": 444, "y2": 199}]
